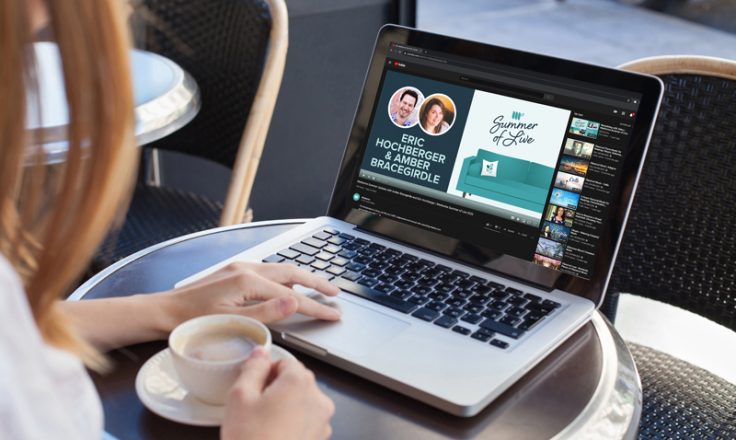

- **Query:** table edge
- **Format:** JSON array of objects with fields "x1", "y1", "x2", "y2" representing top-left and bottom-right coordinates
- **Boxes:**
[{"x1": 69, "y1": 219, "x2": 309, "y2": 301}]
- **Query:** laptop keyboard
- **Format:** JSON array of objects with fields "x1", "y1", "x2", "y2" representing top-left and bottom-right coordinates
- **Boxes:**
[{"x1": 263, "y1": 228, "x2": 561, "y2": 349}]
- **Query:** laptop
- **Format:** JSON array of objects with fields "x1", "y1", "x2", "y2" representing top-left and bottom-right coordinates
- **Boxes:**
[{"x1": 178, "y1": 25, "x2": 663, "y2": 417}]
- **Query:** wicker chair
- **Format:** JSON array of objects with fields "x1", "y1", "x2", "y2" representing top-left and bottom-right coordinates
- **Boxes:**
[
  {"x1": 608, "y1": 55, "x2": 736, "y2": 439},
  {"x1": 93, "y1": 0, "x2": 287, "y2": 270}
]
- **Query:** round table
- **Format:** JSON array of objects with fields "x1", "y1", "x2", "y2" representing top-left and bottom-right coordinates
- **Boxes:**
[
  {"x1": 26, "y1": 42, "x2": 199, "y2": 164},
  {"x1": 70, "y1": 220, "x2": 642, "y2": 439}
]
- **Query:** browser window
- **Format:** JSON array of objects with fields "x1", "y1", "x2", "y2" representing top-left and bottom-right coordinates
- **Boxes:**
[{"x1": 347, "y1": 43, "x2": 642, "y2": 280}]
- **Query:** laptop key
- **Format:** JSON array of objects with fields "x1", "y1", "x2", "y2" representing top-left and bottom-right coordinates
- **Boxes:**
[
  {"x1": 490, "y1": 339, "x2": 509, "y2": 349},
  {"x1": 362, "y1": 268, "x2": 381, "y2": 278},
  {"x1": 263, "y1": 254, "x2": 285, "y2": 263},
  {"x1": 412, "y1": 307, "x2": 440, "y2": 322},
  {"x1": 507, "y1": 306, "x2": 528, "y2": 318},
  {"x1": 314, "y1": 251, "x2": 334, "y2": 261},
  {"x1": 542, "y1": 299, "x2": 561, "y2": 308},
  {"x1": 313, "y1": 231, "x2": 332, "y2": 241},
  {"x1": 505, "y1": 287, "x2": 523, "y2": 295},
  {"x1": 346, "y1": 262, "x2": 365, "y2": 272},
  {"x1": 390, "y1": 290, "x2": 412, "y2": 300},
  {"x1": 342, "y1": 242, "x2": 361, "y2": 251},
  {"x1": 465, "y1": 304, "x2": 484, "y2": 314},
  {"x1": 375, "y1": 283, "x2": 396, "y2": 294},
  {"x1": 323, "y1": 227, "x2": 339, "y2": 235},
  {"x1": 290, "y1": 243, "x2": 320, "y2": 256},
  {"x1": 378, "y1": 274, "x2": 399, "y2": 284},
  {"x1": 524, "y1": 293, "x2": 542, "y2": 303},
  {"x1": 518, "y1": 318, "x2": 543, "y2": 331},
  {"x1": 338, "y1": 233, "x2": 355, "y2": 240},
  {"x1": 323, "y1": 244, "x2": 342, "y2": 254},
  {"x1": 479, "y1": 319, "x2": 523, "y2": 339},
  {"x1": 326, "y1": 266, "x2": 346, "y2": 276},
  {"x1": 487, "y1": 281, "x2": 505, "y2": 290},
  {"x1": 452, "y1": 326, "x2": 471, "y2": 336},
  {"x1": 338, "y1": 249, "x2": 357, "y2": 259},
  {"x1": 331, "y1": 277, "x2": 417, "y2": 314},
  {"x1": 394, "y1": 280, "x2": 415, "y2": 290},
  {"x1": 481, "y1": 309, "x2": 501, "y2": 319},
  {"x1": 311, "y1": 260, "x2": 330, "y2": 270},
  {"x1": 471, "y1": 331, "x2": 493, "y2": 342},
  {"x1": 302, "y1": 237, "x2": 328, "y2": 249},
  {"x1": 434, "y1": 315, "x2": 457, "y2": 328},
  {"x1": 329, "y1": 256, "x2": 349, "y2": 266},
  {"x1": 443, "y1": 307, "x2": 465, "y2": 318},
  {"x1": 507, "y1": 296, "x2": 529, "y2": 307},
  {"x1": 341, "y1": 270, "x2": 361, "y2": 281},
  {"x1": 427, "y1": 301, "x2": 447, "y2": 312},
  {"x1": 327, "y1": 236, "x2": 347, "y2": 246},
  {"x1": 408, "y1": 295, "x2": 429, "y2": 305},
  {"x1": 461, "y1": 313, "x2": 482, "y2": 324},
  {"x1": 296, "y1": 255, "x2": 316, "y2": 265},
  {"x1": 500, "y1": 315, "x2": 521, "y2": 326},
  {"x1": 278, "y1": 248, "x2": 300, "y2": 259},
  {"x1": 358, "y1": 277, "x2": 378, "y2": 287}
]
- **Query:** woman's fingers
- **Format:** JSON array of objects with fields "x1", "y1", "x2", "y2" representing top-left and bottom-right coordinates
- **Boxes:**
[
  {"x1": 232, "y1": 270, "x2": 341, "y2": 321},
  {"x1": 228, "y1": 347, "x2": 272, "y2": 401},
  {"x1": 243, "y1": 263, "x2": 340, "y2": 297},
  {"x1": 238, "y1": 297, "x2": 298, "y2": 323}
]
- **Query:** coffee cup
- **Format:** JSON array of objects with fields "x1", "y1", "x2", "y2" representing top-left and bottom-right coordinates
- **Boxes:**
[{"x1": 168, "y1": 314, "x2": 272, "y2": 405}]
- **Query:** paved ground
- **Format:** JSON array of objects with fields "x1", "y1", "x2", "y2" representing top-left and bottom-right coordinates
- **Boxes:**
[{"x1": 418, "y1": 0, "x2": 736, "y2": 67}]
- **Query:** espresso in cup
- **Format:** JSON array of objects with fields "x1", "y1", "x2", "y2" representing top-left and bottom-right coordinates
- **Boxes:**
[{"x1": 169, "y1": 314, "x2": 272, "y2": 405}]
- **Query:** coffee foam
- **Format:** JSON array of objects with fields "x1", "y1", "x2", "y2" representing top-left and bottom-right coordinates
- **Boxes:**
[{"x1": 177, "y1": 321, "x2": 265, "y2": 362}]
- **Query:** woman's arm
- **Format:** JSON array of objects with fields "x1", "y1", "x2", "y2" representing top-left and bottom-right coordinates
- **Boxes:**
[{"x1": 59, "y1": 263, "x2": 340, "y2": 351}]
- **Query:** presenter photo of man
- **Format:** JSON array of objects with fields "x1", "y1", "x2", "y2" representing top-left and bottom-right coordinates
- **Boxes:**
[{"x1": 390, "y1": 89, "x2": 419, "y2": 128}]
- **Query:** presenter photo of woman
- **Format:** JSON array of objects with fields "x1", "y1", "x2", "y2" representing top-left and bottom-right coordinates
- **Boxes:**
[{"x1": 419, "y1": 95, "x2": 454, "y2": 136}]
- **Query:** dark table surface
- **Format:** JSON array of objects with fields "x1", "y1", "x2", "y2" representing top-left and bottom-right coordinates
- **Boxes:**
[{"x1": 72, "y1": 220, "x2": 641, "y2": 439}]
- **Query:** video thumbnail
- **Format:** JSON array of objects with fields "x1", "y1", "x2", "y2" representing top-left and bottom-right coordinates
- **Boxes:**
[
  {"x1": 569, "y1": 117, "x2": 600, "y2": 139},
  {"x1": 563, "y1": 138, "x2": 595, "y2": 160},
  {"x1": 549, "y1": 188, "x2": 580, "y2": 210},
  {"x1": 535, "y1": 238, "x2": 565, "y2": 260},
  {"x1": 541, "y1": 221, "x2": 571, "y2": 243},
  {"x1": 554, "y1": 171, "x2": 585, "y2": 193},
  {"x1": 559, "y1": 155, "x2": 589, "y2": 176},
  {"x1": 544, "y1": 203, "x2": 575, "y2": 228},
  {"x1": 533, "y1": 253, "x2": 562, "y2": 270}
]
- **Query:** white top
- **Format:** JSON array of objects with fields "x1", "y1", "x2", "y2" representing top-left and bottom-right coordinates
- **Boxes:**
[{"x1": 0, "y1": 254, "x2": 103, "y2": 439}]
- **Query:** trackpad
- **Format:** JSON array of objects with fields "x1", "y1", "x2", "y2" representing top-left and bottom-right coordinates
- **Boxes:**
[{"x1": 272, "y1": 297, "x2": 410, "y2": 358}]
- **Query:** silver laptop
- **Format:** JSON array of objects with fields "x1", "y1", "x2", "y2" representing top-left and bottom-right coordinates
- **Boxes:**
[{"x1": 178, "y1": 25, "x2": 663, "y2": 416}]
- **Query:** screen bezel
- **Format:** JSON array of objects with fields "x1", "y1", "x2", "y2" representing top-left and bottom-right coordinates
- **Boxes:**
[{"x1": 328, "y1": 25, "x2": 662, "y2": 305}]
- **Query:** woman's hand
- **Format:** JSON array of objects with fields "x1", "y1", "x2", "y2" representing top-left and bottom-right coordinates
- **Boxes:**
[
  {"x1": 59, "y1": 262, "x2": 340, "y2": 350},
  {"x1": 221, "y1": 347, "x2": 335, "y2": 440},
  {"x1": 161, "y1": 262, "x2": 341, "y2": 331}
]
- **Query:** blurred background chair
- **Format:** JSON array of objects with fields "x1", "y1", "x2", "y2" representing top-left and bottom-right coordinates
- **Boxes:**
[
  {"x1": 606, "y1": 55, "x2": 736, "y2": 439},
  {"x1": 92, "y1": 0, "x2": 287, "y2": 271}
]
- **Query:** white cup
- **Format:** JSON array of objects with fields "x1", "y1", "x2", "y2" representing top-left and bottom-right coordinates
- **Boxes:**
[{"x1": 168, "y1": 314, "x2": 272, "y2": 405}]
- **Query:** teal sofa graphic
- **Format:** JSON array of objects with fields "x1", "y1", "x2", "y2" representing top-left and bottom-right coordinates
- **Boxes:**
[{"x1": 455, "y1": 149, "x2": 554, "y2": 212}]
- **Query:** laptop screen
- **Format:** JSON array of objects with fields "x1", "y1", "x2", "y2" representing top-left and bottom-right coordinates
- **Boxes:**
[{"x1": 329, "y1": 26, "x2": 662, "y2": 303}]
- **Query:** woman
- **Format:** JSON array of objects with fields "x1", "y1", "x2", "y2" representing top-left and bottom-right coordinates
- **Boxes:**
[
  {"x1": 1, "y1": 1, "x2": 335, "y2": 438},
  {"x1": 550, "y1": 206, "x2": 567, "y2": 225},
  {"x1": 419, "y1": 98, "x2": 450, "y2": 135}
]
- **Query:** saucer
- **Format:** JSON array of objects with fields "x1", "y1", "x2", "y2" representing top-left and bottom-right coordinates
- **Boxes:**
[{"x1": 135, "y1": 345, "x2": 296, "y2": 426}]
